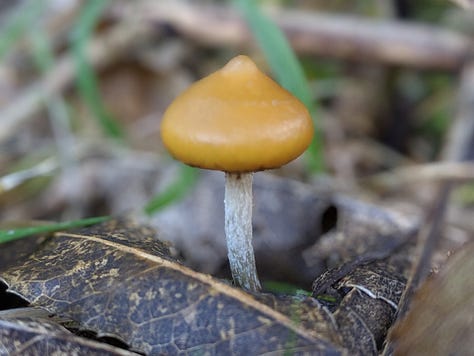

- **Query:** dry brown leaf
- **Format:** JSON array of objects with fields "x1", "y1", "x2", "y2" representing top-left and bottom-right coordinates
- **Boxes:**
[
  {"x1": 0, "y1": 313, "x2": 138, "y2": 355},
  {"x1": 1, "y1": 218, "x2": 346, "y2": 355},
  {"x1": 390, "y1": 242, "x2": 474, "y2": 356}
]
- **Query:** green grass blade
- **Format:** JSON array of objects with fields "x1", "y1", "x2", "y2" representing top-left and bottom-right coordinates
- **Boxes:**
[
  {"x1": 263, "y1": 280, "x2": 311, "y2": 296},
  {"x1": 0, "y1": 216, "x2": 110, "y2": 244},
  {"x1": 30, "y1": 24, "x2": 54, "y2": 71},
  {"x1": 234, "y1": 0, "x2": 324, "y2": 172},
  {"x1": 144, "y1": 165, "x2": 198, "y2": 215},
  {"x1": 0, "y1": 0, "x2": 43, "y2": 60},
  {"x1": 71, "y1": 0, "x2": 124, "y2": 140},
  {"x1": 234, "y1": 0, "x2": 310, "y2": 107}
]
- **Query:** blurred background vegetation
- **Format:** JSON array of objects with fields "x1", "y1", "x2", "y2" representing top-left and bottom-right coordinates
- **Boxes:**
[{"x1": 0, "y1": 0, "x2": 473, "y2": 239}]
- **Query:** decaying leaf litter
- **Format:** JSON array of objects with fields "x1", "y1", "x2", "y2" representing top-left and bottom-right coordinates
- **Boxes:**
[{"x1": 1, "y1": 1, "x2": 473, "y2": 355}]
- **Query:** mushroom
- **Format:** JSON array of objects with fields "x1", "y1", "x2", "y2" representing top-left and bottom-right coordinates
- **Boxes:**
[{"x1": 160, "y1": 55, "x2": 313, "y2": 291}]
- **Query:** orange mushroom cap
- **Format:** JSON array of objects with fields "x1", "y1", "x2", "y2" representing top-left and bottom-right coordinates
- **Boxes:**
[{"x1": 160, "y1": 55, "x2": 314, "y2": 173}]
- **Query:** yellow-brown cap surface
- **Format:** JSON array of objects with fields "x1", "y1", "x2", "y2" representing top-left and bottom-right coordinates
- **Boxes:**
[{"x1": 160, "y1": 55, "x2": 314, "y2": 173}]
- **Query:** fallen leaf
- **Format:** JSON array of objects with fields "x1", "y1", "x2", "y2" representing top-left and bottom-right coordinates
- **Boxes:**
[
  {"x1": 313, "y1": 260, "x2": 409, "y2": 355},
  {"x1": 1, "y1": 218, "x2": 346, "y2": 355},
  {"x1": 389, "y1": 242, "x2": 474, "y2": 356},
  {"x1": 0, "y1": 308, "x2": 138, "y2": 355}
]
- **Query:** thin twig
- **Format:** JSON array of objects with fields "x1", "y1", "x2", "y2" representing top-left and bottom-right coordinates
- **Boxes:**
[
  {"x1": 115, "y1": 0, "x2": 471, "y2": 70},
  {"x1": 0, "y1": 157, "x2": 58, "y2": 193},
  {"x1": 0, "y1": 21, "x2": 153, "y2": 143},
  {"x1": 364, "y1": 161, "x2": 474, "y2": 190},
  {"x1": 443, "y1": 53, "x2": 474, "y2": 161},
  {"x1": 395, "y1": 183, "x2": 452, "y2": 320},
  {"x1": 384, "y1": 51, "x2": 474, "y2": 356},
  {"x1": 449, "y1": 0, "x2": 474, "y2": 9}
]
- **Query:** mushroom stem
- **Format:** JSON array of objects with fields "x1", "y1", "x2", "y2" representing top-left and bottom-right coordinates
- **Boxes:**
[{"x1": 224, "y1": 172, "x2": 261, "y2": 291}]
